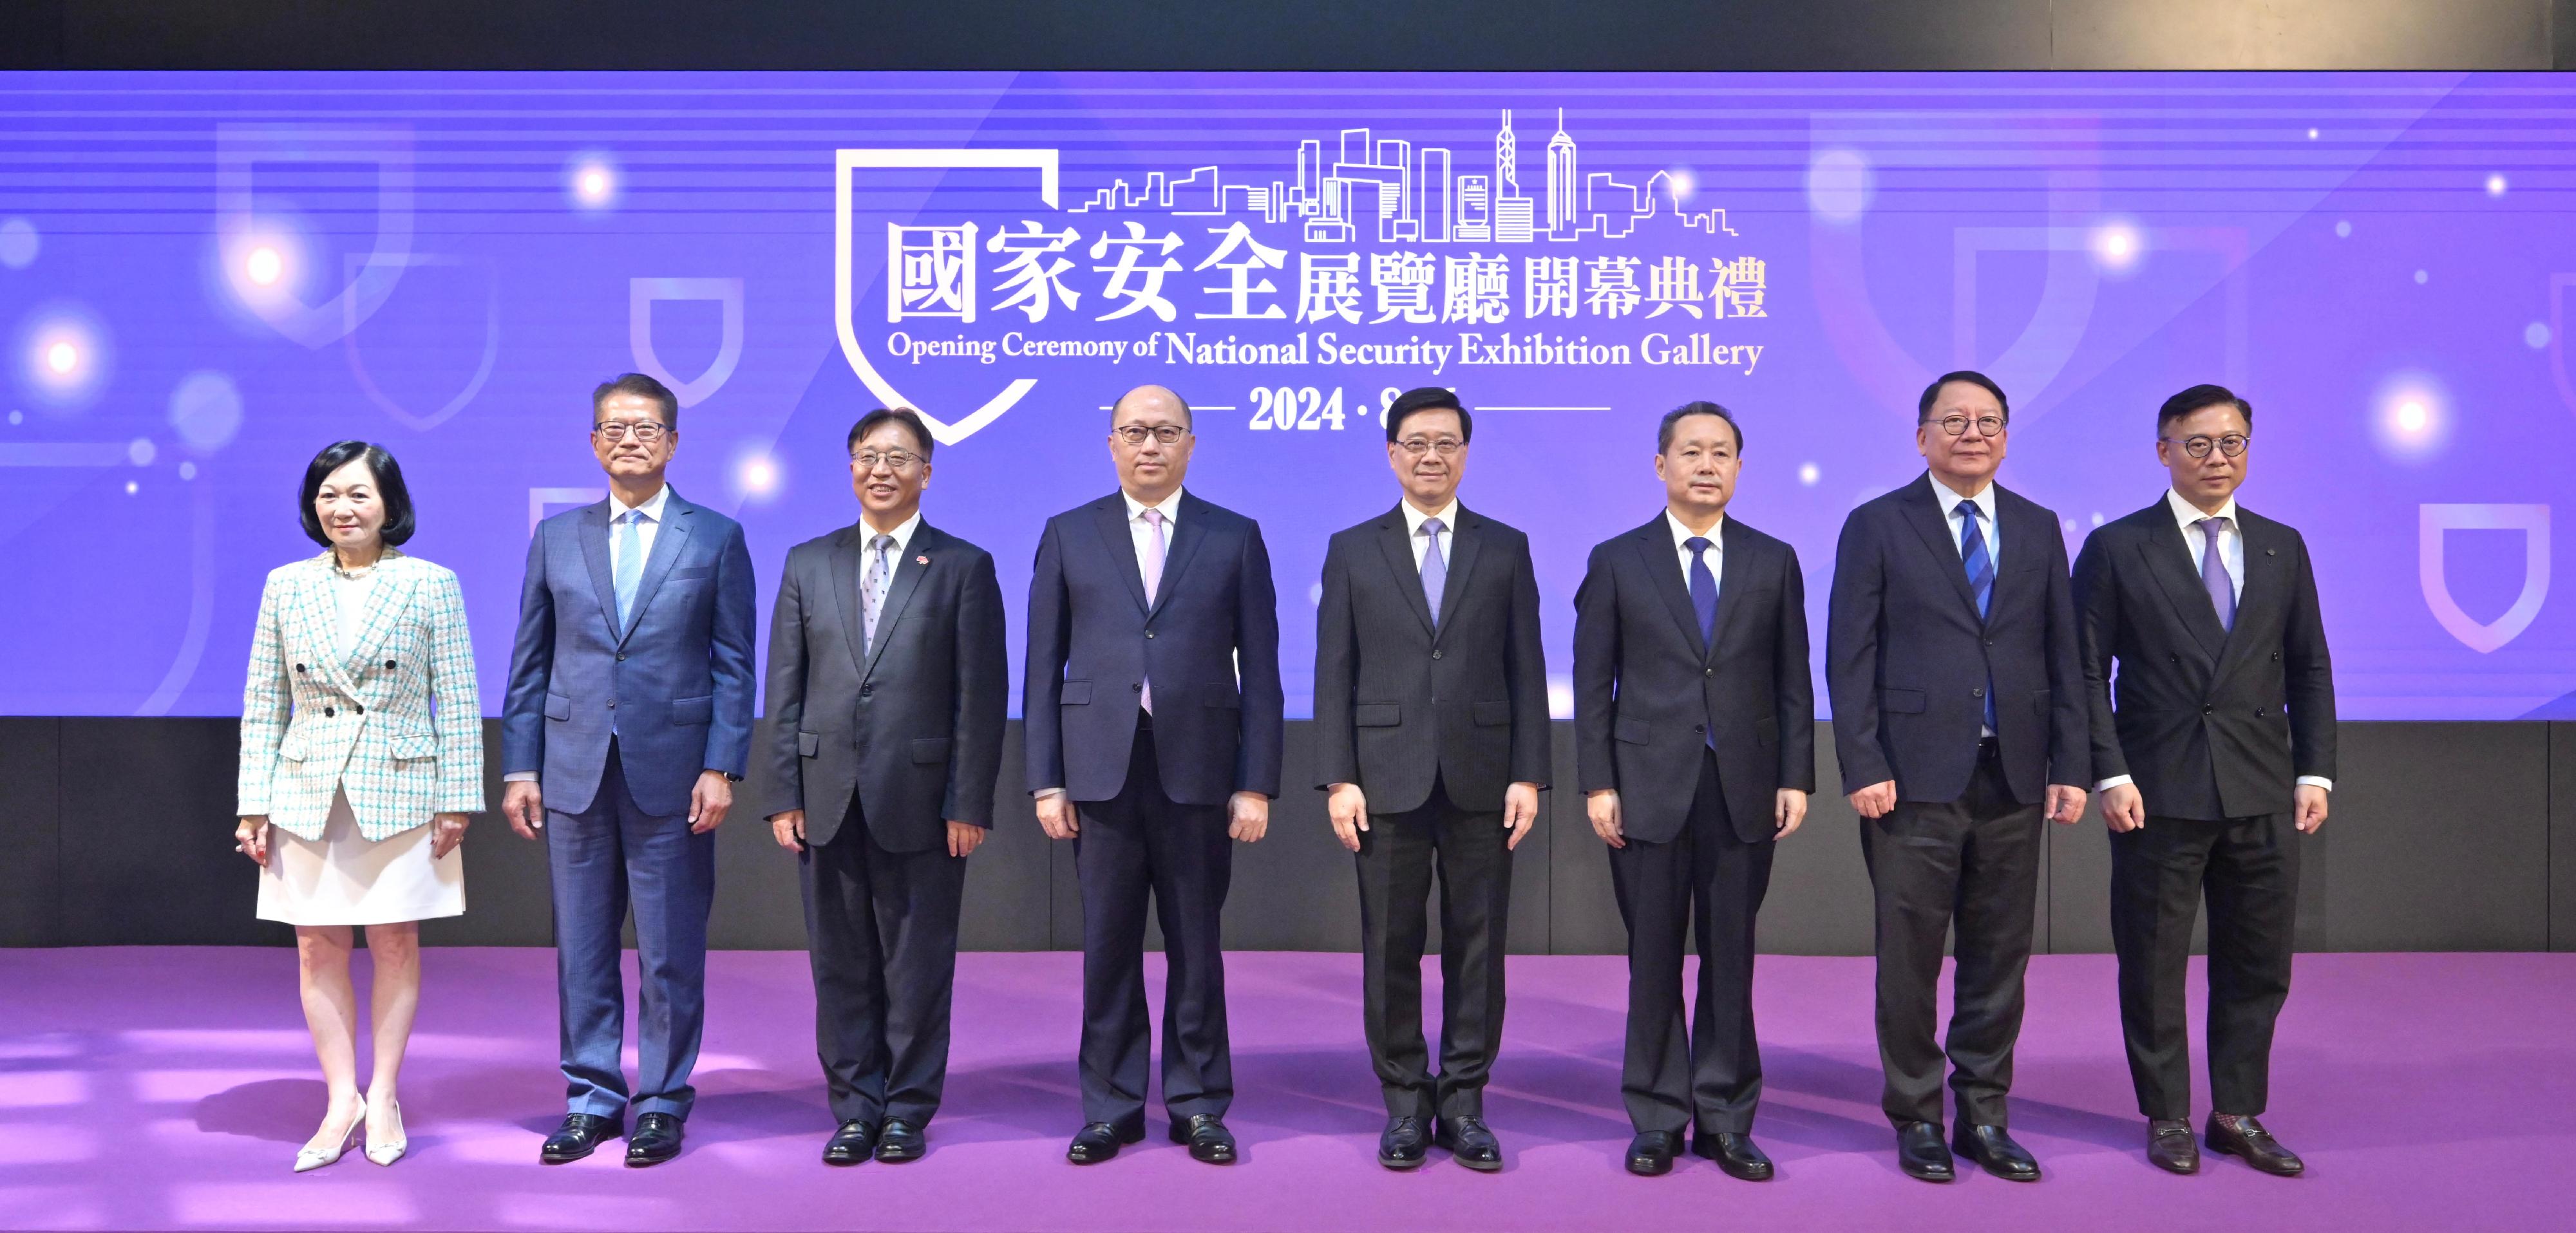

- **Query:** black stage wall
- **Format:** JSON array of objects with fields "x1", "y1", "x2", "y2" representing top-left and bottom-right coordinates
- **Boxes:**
[{"x1": 7, "y1": 717, "x2": 2571, "y2": 955}]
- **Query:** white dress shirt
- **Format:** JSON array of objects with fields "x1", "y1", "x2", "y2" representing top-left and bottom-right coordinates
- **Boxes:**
[
  {"x1": 505, "y1": 483, "x2": 677, "y2": 787},
  {"x1": 858, "y1": 510, "x2": 923, "y2": 559},
  {"x1": 1401, "y1": 498, "x2": 1458, "y2": 570},
  {"x1": 1665, "y1": 508, "x2": 1725, "y2": 595},
  {"x1": 328, "y1": 564, "x2": 379, "y2": 657},
  {"x1": 2094, "y1": 488, "x2": 2331, "y2": 794}
]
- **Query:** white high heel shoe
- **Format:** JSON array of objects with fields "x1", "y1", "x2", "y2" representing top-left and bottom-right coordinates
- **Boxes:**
[
  {"x1": 294, "y1": 1097, "x2": 366, "y2": 1173},
  {"x1": 365, "y1": 1100, "x2": 407, "y2": 1166}
]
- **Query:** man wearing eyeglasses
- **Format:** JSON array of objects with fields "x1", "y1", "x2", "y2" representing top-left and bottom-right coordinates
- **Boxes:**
[
  {"x1": 1826, "y1": 370, "x2": 2088, "y2": 1183},
  {"x1": 1025, "y1": 384, "x2": 1283, "y2": 1167},
  {"x1": 757, "y1": 409, "x2": 1007, "y2": 1166},
  {"x1": 503, "y1": 372, "x2": 757, "y2": 1167},
  {"x1": 2073, "y1": 384, "x2": 2333, "y2": 1179},
  {"x1": 1312, "y1": 387, "x2": 1547, "y2": 1172}
]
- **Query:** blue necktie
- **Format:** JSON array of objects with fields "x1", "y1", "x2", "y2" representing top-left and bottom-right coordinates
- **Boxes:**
[
  {"x1": 613, "y1": 509, "x2": 644, "y2": 632},
  {"x1": 862, "y1": 534, "x2": 895, "y2": 657},
  {"x1": 1685, "y1": 536, "x2": 1718, "y2": 649},
  {"x1": 1958, "y1": 503, "x2": 1996, "y2": 730},
  {"x1": 2198, "y1": 516, "x2": 2236, "y2": 631},
  {"x1": 1419, "y1": 516, "x2": 1448, "y2": 627}
]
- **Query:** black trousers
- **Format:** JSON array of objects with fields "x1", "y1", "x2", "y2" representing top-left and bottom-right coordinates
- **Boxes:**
[
  {"x1": 1607, "y1": 748, "x2": 1774, "y2": 1135},
  {"x1": 798, "y1": 795, "x2": 967, "y2": 1128},
  {"x1": 1354, "y1": 777, "x2": 1512, "y2": 1120},
  {"x1": 2110, "y1": 811, "x2": 2298, "y2": 1120},
  {"x1": 1073, "y1": 718, "x2": 1234, "y2": 1128},
  {"x1": 1859, "y1": 739, "x2": 2043, "y2": 1128}
]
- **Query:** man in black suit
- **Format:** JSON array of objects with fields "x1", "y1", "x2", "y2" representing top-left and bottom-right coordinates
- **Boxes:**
[
  {"x1": 1574, "y1": 402, "x2": 1814, "y2": 1181},
  {"x1": 1826, "y1": 370, "x2": 2088, "y2": 1183},
  {"x1": 1313, "y1": 387, "x2": 1548, "y2": 1173},
  {"x1": 2075, "y1": 384, "x2": 2334, "y2": 1179},
  {"x1": 759, "y1": 408, "x2": 1008, "y2": 1166},
  {"x1": 1025, "y1": 384, "x2": 1284, "y2": 1167}
]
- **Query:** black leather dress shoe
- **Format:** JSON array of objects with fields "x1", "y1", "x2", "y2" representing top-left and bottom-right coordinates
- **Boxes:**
[
  {"x1": 2147, "y1": 1118, "x2": 2199, "y2": 1174},
  {"x1": 874, "y1": 1117, "x2": 925, "y2": 1162},
  {"x1": 1896, "y1": 1121, "x2": 1955, "y2": 1182},
  {"x1": 1168, "y1": 1113, "x2": 1236, "y2": 1164},
  {"x1": 2206, "y1": 1115, "x2": 2304, "y2": 1176},
  {"x1": 1692, "y1": 1131, "x2": 1774, "y2": 1181},
  {"x1": 1434, "y1": 1115, "x2": 1502, "y2": 1172},
  {"x1": 540, "y1": 1113, "x2": 621, "y2": 1164},
  {"x1": 822, "y1": 1120, "x2": 876, "y2": 1166},
  {"x1": 1378, "y1": 1116, "x2": 1428, "y2": 1169},
  {"x1": 1953, "y1": 1122, "x2": 2040, "y2": 1181},
  {"x1": 1066, "y1": 1120, "x2": 1143, "y2": 1165},
  {"x1": 625, "y1": 1112, "x2": 684, "y2": 1167},
  {"x1": 1626, "y1": 1130, "x2": 1680, "y2": 1176}
]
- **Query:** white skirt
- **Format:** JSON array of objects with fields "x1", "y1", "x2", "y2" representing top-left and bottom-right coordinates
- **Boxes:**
[{"x1": 256, "y1": 785, "x2": 466, "y2": 927}]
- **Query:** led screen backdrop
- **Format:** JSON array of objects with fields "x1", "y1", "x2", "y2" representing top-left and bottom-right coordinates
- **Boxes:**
[{"x1": 2, "y1": 71, "x2": 2571, "y2": 720}]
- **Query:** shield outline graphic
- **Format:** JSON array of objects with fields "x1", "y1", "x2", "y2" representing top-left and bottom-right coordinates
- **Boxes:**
[
  {"x1": 630, "y1": 278, "x2": 745, "y2": 408},
  {"x1": 214, "y1": 124, "x2": 415, "y2": 349},
  {"x1": 342, "y1": 252, "x2": 500, "y2": 431},
  {"x1": 2548, "y1": 274, "x2": 2576, "y2": 418},
  {"x1": 2419, "y1": 502, "x2": 2552, "y2": 654},
  {"x1": 834, "y1": 149, "x2": 1061, "y2": 446}
]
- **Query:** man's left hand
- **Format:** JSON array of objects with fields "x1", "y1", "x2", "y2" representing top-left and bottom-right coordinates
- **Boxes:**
[
  {"x1": 2293, "y1": 784, "x2": 2329, "y2": 833},
  {"x1": 946, "y1": 820, "x2": 986, "y2": 858},
  {"x1": 2045, "y1": 783, "x2": 2088, "y2": 825}
]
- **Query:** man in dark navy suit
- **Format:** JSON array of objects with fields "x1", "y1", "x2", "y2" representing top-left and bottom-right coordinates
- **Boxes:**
[
  {"x1": 1826, "y1": 370, "x2": 2087, "y2": 1183},
  {"x1": 1312, "y1": 387, "x2": 1548, "y2": 1172},
  {"x1": 2076, "y1": 384, "x2": 2334, "y2": 1178},
  {"x1": 1573, "y1": 402, "x2": 1815, "y2": 1181},
  {"x1": 759, "y1": 408, "x2": 1009, "y2": 1167},
  {"x1": 1025, "y1": 384, "x2": 1283, "y2": 1167}
]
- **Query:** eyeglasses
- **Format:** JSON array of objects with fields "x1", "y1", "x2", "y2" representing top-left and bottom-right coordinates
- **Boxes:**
[
  {"x1": 2163, "y1": 433, "x2": 2250, "y2": 458},
  {"x1": 594, "y1": 421, "x2": 669, "y2": 444},
  {"x1": 1396, "y1": 437, "x2": 1464, "y2": 456},
  {"x1": 1113, "y1": 424, "x2": 1189, "y2": 446},
  {"x1": 850, "y1": 449, "x2": 923, "y2": 471},
  {"x1": 1930, "y1": 415, "x2": 2007, "y2": 437}
]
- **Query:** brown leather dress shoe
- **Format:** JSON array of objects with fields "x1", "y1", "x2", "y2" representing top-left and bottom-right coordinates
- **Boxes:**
[
  {"x1": 2146, "y1": 1118, "x2": 2199, "y2": 1174},
  {"x1": 2206, "y1": 1115, "x2": 2304, "y2": 1176}
]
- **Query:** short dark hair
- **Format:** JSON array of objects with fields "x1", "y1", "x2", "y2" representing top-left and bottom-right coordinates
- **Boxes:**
[
  {"x1": 592, "y1": 372, "x2": 679, "y2": 429},
  {"x1": 1111, "y1": 386, "x2": 1193, "y2": 427},
  {"x1": 848, "y1": 407, "x2": 935, "y2": 460},
  {"x1": 2156, "y1": 383, "x2": 2253, "y2": 433},
  {"x1": 299, "y1": 440, "x2": 416, "y2": 549},
  {"x1": 1656, "y1": 400, "x2": 1744, "y2": 454},
  {"x1": 1385, "y1": 386, "x2": 1472, "y2": 445},
  {"x1": 1917, "y1": 370, "x2": 2011, "y2": 424}
]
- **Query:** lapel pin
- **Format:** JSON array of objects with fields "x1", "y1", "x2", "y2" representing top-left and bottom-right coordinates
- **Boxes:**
[{"x1": 916, "y1": 555, "x2": 930, "y2": 565}]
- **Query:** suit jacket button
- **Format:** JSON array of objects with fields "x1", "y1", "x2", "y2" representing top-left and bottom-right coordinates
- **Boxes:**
[
  {"x1": 860, "y1": 686, "x2": 874, "y2": 698},
  {"x1": 616, "y1": 652, "x2": 627, "y2": 662},
  {"x1": 355, "y1": 705, "x2": 365, "y2": 714},
  {"x1": 384, "y1": 659, "x2": 397, "y2": 670},
  {"x1": 1971, "y1": 686, "x2": 1985, "y2": 698},
  {"x1": 1145, "y1": 630, "x2": 1155, "y2": 639},
  {"x1": 1704, "y1": 668, "x2": 1714, "y2": 677},
  {"x1": 294, "y1": 663, "x2": 306, "y2": 673},
  {"x1": 1131, "y1": 682, "x2": 1142, "y2": 692},
  {"x1": 323, "y1": 707, "x2": 336, "y2": 717},
  {"x1": 1432, "y1": 649, "x2": 1443, "y2": 659},
  {"x1": 1694, "y1": 723, "x2": 1707, "y2": 734},
  {"x1": 2202, "y1": 704, "x2": 2213, "y2": 715},
  {"x1": 608, "y1": 699, "x2": 618, "y2": 708},
  {"x1": 2271, "y1": 651, "x2": 2281, "y2": 661}
]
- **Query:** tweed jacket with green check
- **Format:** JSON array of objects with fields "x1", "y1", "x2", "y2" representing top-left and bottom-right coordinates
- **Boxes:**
[{"x1": 237, "y1": 552, "x2": 486, "y2": 841}]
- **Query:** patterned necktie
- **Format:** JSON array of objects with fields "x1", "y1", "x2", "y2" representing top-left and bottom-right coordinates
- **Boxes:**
[
  {"x1": 2198, "y1": 516, "x2": 2236, "y2": 631},
  {"x1": 612, "y1": 509, "x2": 645, "y2": 632},
  {"x1": 862, "y1": 533, "x2": 895, "y2": 657},
  {"x1": 1419, "y1": 516, "x2": 1448, "y2": 627},
  {"x1": 1684, "y1": 536, "x2": 1718, "y2": 649},
  {"x1": 1139, "y1": 507, "x2": 1167, "y2": 714},
  {"x1": 1958, "y1": 502, "x2": 1997, "y2": 730}
]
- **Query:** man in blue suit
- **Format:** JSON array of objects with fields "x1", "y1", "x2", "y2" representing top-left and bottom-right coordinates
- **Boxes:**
[
  {"x1": 503, "y1": 372, "x2": 757, "y2": 1167},
  {"x1": 1826, "y1": 370, "x2": 2087, "y2": 1184},
  {"x1": 1025, "y1": 384, "x2": 1283, "y2": 1167}
]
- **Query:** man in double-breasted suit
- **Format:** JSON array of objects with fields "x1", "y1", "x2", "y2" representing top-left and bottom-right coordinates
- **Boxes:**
[
  {"x1": 1025, "y1": 384, "x2": 1284, "y2": 1167},
  {"x1": 2075, "y1": 384, "x2": 2334, "y2": 1178},
  {"x1": 1312, "y1": 387, "x2": 1548, "y2": 1172},
  {"x1": 1573, "y1": 402, "x2": 1814, "y2": 1180},
  {"x1": 502, "y1": 372, "x2": 757, "y2": 1168},
  {"x1": 761, "y1": 408, "x2": 1008, "y2": 1167}
]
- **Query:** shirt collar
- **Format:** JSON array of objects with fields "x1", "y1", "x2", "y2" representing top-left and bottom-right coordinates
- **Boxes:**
[
  {"x1": 1123, "y1": 487, "x2": 1184, "y2": 524},
  {"x1": 858, "y1": 510, "x2": 923, "y2": 555},
  {"x1": 1665, "y1": 508, "x2": 1725, "y2": 551},
  {"x1": 1401, "y1": 498, "x2": 1460, "y2": 536},
  {"x1": 1929, "y1": 474, "x2": 1997, "y2": 525},
  {"x1": 613, "y1": 483, "x2": 673, "y2": 523},
  {"x1": 2165, "y1": 487, "x2": 2239, "y2": 534}
]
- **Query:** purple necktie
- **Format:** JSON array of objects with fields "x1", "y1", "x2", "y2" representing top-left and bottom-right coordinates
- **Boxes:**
[
  {"x1": 1419, "y1": 516, "x2": 1447, "y2": 626},
  {"x1": 2198, "y1": 516, "x2": 2235, "y2": 631},
  {"x1": 1139, "y1": 507, "x2": 1166, "y2": 713}
]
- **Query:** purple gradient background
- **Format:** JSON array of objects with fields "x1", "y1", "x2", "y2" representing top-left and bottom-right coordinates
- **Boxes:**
[{"x1": 1, "y1": 72, "x2": 2571, "y2": 719}]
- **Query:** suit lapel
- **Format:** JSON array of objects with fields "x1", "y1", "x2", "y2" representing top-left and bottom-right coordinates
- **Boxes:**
[
  {"x1": 1375, "y1": 510, "x2": 1435, "y2": 636},
  {"x1": 577, "y1": 502, "x2": 622, "y2": 645},
  {"x1": 618, "y1": 492, "x2": 694, "y2": 645},
  {"x1": 864, "y1": 523, "x2": 938, "y2": 680},
  {"x1": 340, "y1": 558, "x2": 420, "y2": 680},
  {"x1": 1899, "y1": 475, "x2": 1984, "y2": 620},
  {"x1": 1147, "y1": 493, "x2": 1211, "y2": 620},
  {"x1": 2217, "y1": 511, "x2": 2285, "y2": 670},
  {"x1": 2138, "y1": 500, "x2": 2229, "y2": 662},
  {"x1": 1633, "y1": 515, "x2": 1707, "y2": 659},
  {"x1": 292, "y1": 561, "x2": 361, "y2": 699},
  {"x1": 829, "y1": 525, "x2": 868, "y2": 673},
  {"x1": 1089, "y1": 495, "x2": 1150, "y2": 615},
  {"x1": 1705, "y1": 518, "x2": 1758, "y2": 658},
  {"x1": 1432, "y1": 507, "x2": 1483, "y2": 645}
]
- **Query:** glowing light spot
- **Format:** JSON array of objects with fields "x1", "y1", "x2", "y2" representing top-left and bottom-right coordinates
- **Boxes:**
[
  {"x1": 245, "y1": 246, "x2": 283, "y2": 287},
  {"x1": 124, "y1": 480, "x2": 138, "y2": 495},
  {"x1": 571, "y1": 158, "x2": 620, "y2": 209},
  {"x1": 1797, "y1": 462, "x2": 1821, "y2": 485},
  {"x1": 738, "y1": 455, "x2": 778, "y2": 495},
  {"x1": 2334, "y1": 220, "x2": 2351, "y2": 238},
  {"x1": 2092, "y1": 223, "x2": 2142, "y2": 270},
  {"x1": 0, "y1": 218, "x2": 35, "y2": 269},
  {"x1": 178, "y1": 460, "x2": 198, "y2": 480},
  {"x1": 2486, "y1": 174, "x2": 2508, "y2": 197},
  {"x1": 2397, "y1": 400, "x2": 2427, "y2": 431},
  {"x1": 45, "y1": 341, "x2": 77, "y2": 374},
  {"x1": 2527, "y1": 322, "x2": 2552, "y2": 350},
  {"x1": 1806, "y1": 149, "x2": 1871, "y2": 223},
  {"x1": 2090, "y1": 513, "x2": 2105, "y2": 526},
  {"x1": 2373, "y1": 373, "x2": 2452, "y2": 462},
  {"x1": 2414, "y1": 269, "x2": 2429, "y2": 285},
  {"x1": 127, "y1": 437, "x2": 155, "y2": 466},
  {"x1": 1667, "y1": 169, "x2": 1696, "y2": 202},
  {"x1": 2306, "y1": 127, "x2": 2320, "y2": 140}
]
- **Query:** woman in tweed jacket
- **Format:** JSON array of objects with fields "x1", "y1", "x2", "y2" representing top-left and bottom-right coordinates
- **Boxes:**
[{"x1": 235, "y1": 441, "x2": 484, "y2": 1172}]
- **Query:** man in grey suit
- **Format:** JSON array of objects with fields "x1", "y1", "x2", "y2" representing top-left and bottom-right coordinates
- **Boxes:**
[
  {"x1": 760, "y1": 408, "x2": 1009, "y2": 1167},
  {"x1": 502, "y1": 372, "x2": 757, "y2": 1168},
  {"x1": 1313, "y1": 387, "x2": 1548, "y2": 1172}
]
